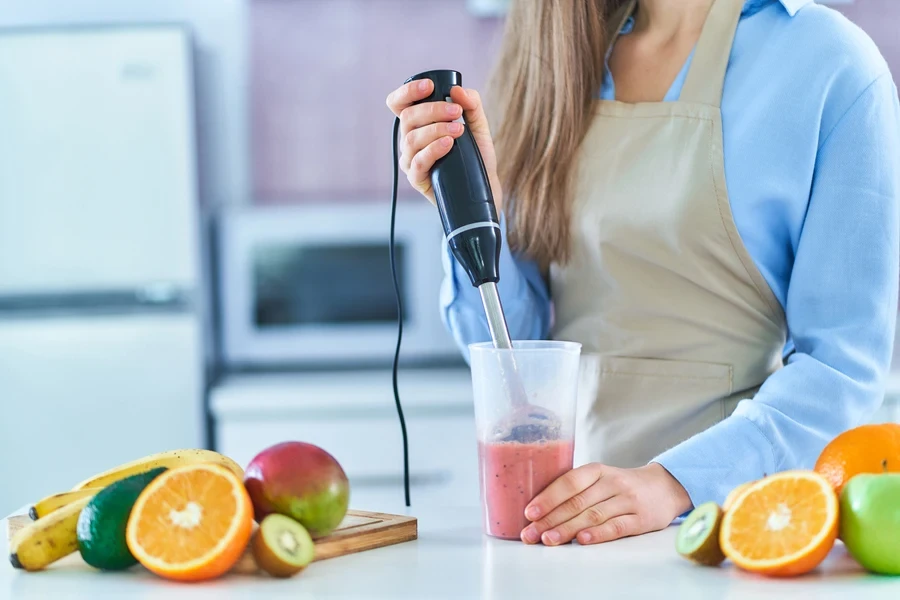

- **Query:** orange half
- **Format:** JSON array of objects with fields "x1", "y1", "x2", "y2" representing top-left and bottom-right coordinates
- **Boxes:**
[
  {"x1": 126, "y1": 463, "x2": 253, "y2": 582},
  {"x1": 720, "y1": 470, "x2": 838, "y2": 577},
  {"x1": 722, "y1": 481, "x2": 754, "y2": 512}
]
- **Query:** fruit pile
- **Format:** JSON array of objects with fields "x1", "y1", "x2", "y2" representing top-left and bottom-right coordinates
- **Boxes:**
[
  {"x1": 676, "y1": 423, "x2": 900, "y2": 577},
  {"x1": 9, "y1": 441, "x2": 350, "y2": 582}
]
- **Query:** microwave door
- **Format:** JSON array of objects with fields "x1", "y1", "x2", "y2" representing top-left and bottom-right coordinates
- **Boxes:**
[
  {"x1": 254, "y1": 242, "x2": 404, "y2": 331},
  {"x1": 217, "y1": 202, "x2": 460, "y2": 368},
  {"x1": 242, "y1": 240, "x2": 410, "y2": 366}
]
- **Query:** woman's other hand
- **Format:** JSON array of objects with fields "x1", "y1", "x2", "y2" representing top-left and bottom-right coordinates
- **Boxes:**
[
  {"x1": 386, "y1": 80, "x2": 502, "y2": 210},
  {"x1": 520, "y1": 463, "x2": 692, "y2": 546}
]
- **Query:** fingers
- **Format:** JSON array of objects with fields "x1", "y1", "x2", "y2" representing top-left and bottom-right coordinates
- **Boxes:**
[
  {"x1": 397, "y1": 102, "x2": 463, "y2": 177},
  {"x1": 399, "y1": 102, "x2": 463, "y2": 140},
  {"x1": 576, "y1": 515, "x2": 643, "y2": 545},
  {"x1": 521, "y1": 476, "x2": 618, "y2": 544},
  {"x1": 388, "y1": 81, "x2": 496, "y2": 205},
  {"x1": 386, "y1": 79, "x2": 434, "y2": 117},
  {"x1": 535, "y1": 496, "x2": 633, "y2": 546},
  {"x1": 400, "y1": 122, "x2": 465, "y2": 172},
  {"x1": 524, "y1": 464, "x2": 604, "y2": 523},
  {"x1": 406, "y1": 136, "x2": 454, "y2": 190}
]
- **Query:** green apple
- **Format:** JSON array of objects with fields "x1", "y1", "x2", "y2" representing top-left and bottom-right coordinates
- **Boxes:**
[{"x1": 840, "y1": 473, "x2": 900, "y2": 575}]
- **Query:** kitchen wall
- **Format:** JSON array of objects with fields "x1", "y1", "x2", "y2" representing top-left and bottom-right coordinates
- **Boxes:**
[
  {"x1": 251, "y1": 0, "x2": 900, "y2": 203},
  {"x1": 252, "y1": 0, "x2": 501, "y2": 202},
  {"x1": 837, "y1": 0, "x2": 900, "y2": 75}
]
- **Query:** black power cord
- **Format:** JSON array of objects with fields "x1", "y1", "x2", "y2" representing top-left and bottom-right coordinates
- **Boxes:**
[{"x1": 389, "y1": 116, "x2": 411, "y2": 507}]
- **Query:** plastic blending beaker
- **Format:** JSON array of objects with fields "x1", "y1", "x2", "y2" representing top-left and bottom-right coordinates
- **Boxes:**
[{"x1": 469, "y1": 340, "x2": 581, "y2": 540}]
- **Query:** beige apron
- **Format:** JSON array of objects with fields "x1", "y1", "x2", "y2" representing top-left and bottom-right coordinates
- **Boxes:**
[{"x1": 550, "y1": 0, "x2": 788, "y2": 469}]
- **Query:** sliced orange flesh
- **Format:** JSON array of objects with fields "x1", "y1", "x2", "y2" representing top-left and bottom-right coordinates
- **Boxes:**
[
  {"x1": 126, "y1": 463, "x2": 253, "y2": 582},
  {"x1": 720, "y1": 471, "x2": 838, "y2": 577}
]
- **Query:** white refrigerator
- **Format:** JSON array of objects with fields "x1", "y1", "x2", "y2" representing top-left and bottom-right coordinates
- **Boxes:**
[{"x1": 0, "y1": 25, "x2": 207, "y2": 515}]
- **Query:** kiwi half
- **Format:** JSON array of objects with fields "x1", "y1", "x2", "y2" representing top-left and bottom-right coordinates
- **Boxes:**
[
  {"x1": 252, "y1": 514, "x2": 316, "y2": 578},
  {"x1": 676, "y1": 502, "x2": 726, "y2": 566}
]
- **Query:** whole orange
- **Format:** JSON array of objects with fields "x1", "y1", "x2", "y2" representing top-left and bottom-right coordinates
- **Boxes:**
[{"x1": 814, "y1": 423, "x2": 900, "y2": 496}]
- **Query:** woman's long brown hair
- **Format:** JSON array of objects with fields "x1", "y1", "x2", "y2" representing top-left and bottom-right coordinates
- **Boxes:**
[{"x1": 488, "y1": 0, "x2": 623, "y2": 268}]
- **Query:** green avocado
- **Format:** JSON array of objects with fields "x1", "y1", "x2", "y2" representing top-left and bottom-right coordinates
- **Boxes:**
[{"x1": 76, "y1": 467, "x2": 167, "y2": 570}]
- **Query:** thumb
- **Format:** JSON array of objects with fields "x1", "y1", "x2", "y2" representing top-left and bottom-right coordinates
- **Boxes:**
[{"x1": 449, "y1": 87, "x2": 491, "y2": 137}]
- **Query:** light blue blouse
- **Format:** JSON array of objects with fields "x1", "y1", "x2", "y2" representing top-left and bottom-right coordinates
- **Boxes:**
[{"x1": 439, "y1": 0, "x2": 900, "y2": 508}]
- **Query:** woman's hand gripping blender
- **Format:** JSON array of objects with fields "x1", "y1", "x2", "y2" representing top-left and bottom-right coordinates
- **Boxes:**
[
  {"x1": 389, "y1": 70, "x2": 561, "y2": 442},
  {"x1": 387, "y1": 74, "x2": 501, "y2": 210}
]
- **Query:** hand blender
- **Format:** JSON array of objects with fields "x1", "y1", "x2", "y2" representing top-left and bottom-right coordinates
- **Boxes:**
[
  {"x1": 403, "y1": 70, "x2": 560, "y2": 443},
  {"x1": 406, "y1": 70, "x2": 512, "y2": 353}
]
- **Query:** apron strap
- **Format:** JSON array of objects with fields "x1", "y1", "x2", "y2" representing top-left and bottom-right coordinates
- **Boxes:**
[{"x1": 678, "y1": 0, "x2": 745, "y2": 106}]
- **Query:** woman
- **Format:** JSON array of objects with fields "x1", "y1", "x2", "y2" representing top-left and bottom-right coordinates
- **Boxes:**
[{"x1": 386, "y1": 0, "x2": 900, "y2": 546}]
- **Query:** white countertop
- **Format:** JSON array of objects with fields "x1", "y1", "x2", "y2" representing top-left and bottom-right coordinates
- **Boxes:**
[{"x1": 4, "y1": 505, "x2": 900, "y2": 600}]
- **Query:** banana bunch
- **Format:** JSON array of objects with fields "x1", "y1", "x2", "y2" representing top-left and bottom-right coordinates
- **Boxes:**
[
  {"x1": 10, "y1": 496, "x2": 93, "y2": 571},
  {"x1": 11, "y1": 449, "x2": 244, "y2": 572},
  {"x1": 70, "y1": 448, "x2": 243, "y2": 491},
  {"x1": 29, "y1": 488, "x2": 100, "y2": 521}
]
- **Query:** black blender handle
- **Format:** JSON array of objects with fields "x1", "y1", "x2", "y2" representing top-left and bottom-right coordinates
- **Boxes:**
[{"x1": 405, "y1": 70, "x2": 501, "y2": 287}]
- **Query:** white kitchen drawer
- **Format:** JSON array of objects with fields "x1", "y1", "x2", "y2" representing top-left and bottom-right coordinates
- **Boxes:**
[
  {"x1": 210, "y1": 368, "x2": 480, "y2": 509},
  {"x1": 215, "y1": 408, "x2": 481, "y2": 510}
]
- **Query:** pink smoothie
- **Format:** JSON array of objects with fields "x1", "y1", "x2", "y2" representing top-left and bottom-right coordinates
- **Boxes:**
[{"x1": 477, "y1": 439, "x2": 575, "y2": 540}]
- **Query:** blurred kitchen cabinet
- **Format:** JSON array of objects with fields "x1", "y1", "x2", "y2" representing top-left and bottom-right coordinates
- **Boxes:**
[
  {"x1": 0, "y1": 314, "x2": 205, "y2": 517},
  {"x1": 1, "y1": 0, "x2": 250, "y2": 207},
  {"x1": 0, "y1": 24, "x2": 207, "y2": 517}
]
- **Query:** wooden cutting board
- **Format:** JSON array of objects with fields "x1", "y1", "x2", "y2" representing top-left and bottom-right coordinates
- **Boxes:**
[{"x1": 7, "y1": 509, "x2": 416, "y2": 571}]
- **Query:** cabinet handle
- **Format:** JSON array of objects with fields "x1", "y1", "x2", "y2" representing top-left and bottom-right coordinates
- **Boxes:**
[{"x1": 350, "y1": 471, "x2": 451, "y2": 488}]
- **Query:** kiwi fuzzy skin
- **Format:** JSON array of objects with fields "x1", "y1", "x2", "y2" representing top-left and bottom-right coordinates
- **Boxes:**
[
  {"x1": 677, "y1": 502, "x2": 726, "y2": 567},
  {"x1": 251, "y1": 515, "x2": 315, "y2": 578},
  {"x1": 252, "y1": 530, "x2": 306, "y2": 577}
]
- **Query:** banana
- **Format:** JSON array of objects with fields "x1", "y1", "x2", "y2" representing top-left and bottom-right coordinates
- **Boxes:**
[
  {"x1": 10, "y1": 495, "x2": 94, "y2": 571},
  {"x1": 71, "y1": 449, "x2": 244, "y2": 491},
  {"x1": 29, "y1": 488, "x2": 103, "y2": 521}
]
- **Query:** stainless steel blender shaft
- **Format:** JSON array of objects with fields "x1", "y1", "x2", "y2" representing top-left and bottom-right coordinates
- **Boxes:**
[
  {"x1": 478, "y1": 282, "x2": 528, "y2": 407},
  {"x1": 478, "y1": 282, "x2": 514, "y2": 350}
]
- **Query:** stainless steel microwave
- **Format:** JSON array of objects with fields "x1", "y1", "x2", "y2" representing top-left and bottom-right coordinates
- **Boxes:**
[{"x1": 215, "y1": 201, "x2": 461, "y2": 369}]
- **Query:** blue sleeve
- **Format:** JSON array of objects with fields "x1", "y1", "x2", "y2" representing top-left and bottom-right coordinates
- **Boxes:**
[
  {"x1": 653, "y1": 73, "x2": 900, "y2": 509},
  {"x1": 439, "y1": 214, "x2": 552, "y2": 361}
]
